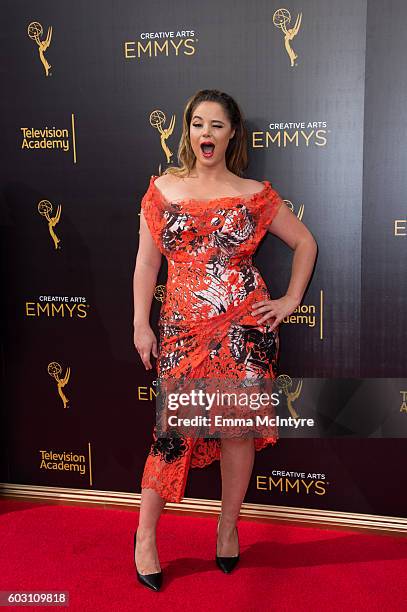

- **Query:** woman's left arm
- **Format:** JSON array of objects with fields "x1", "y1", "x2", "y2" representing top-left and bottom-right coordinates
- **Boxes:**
[{"x1": 252, "y1": 202, "x2": 318, "y2": 331}]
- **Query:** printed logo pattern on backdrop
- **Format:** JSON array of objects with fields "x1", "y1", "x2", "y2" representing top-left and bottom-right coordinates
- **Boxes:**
[
  {"x1": 38, "y1": 199, "x2": 62, "y2": 249},
  {"x1": 20, "y1": 115, "x2": 77, "y2": 162},
  {"x1": 150, "y1": 109, "x2": 176, "y2": 164},
  {"x1": 394, "y1": 218, "x2": 406, "y2": 236},
  {"x1": 285, "y1": 198, "x2": 304, "y2": 220},
  {"x1": 276, "y1": 375, "x2": 303, "y2": 419},
  {"x1": 124, "y1": 29, "x2": 197, "y2": 59},
  {"x1": 273, "y1": 8, "x2": 302, "y2": 67},
  {"x1": 47, "y1": 361, "x2": 70, "y2": 409},
  {"x1": 27, "y1": 21, "x2": 52, "y2": 76}
]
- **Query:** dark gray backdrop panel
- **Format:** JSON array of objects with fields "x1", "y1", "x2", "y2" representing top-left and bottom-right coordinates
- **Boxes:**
[{"x1": 361, "y1": 0, "x2": 407, "y2": 375}]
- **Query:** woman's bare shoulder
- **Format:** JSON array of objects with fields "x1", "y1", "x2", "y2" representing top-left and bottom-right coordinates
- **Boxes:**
[
  {"x1": 154, "y1": 173, "x2": 181, "y2": 189},
  {"x1": 238, "y1": 178, "x2": 266, "y2": 194}
]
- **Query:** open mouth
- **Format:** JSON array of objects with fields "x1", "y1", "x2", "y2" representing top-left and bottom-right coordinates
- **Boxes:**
[{"x1": 200, "y1": 142, "x2": 215, "y2": 158}]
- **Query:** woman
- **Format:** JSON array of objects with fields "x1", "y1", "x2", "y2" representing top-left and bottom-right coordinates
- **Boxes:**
[{"x1": 132, "y1": 89, "x2": 317, "y2": 591}]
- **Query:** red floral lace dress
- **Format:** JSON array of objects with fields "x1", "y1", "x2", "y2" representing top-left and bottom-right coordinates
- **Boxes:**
[{"x1": 139, "y1": 174, "x2": 284, "y2": 502}]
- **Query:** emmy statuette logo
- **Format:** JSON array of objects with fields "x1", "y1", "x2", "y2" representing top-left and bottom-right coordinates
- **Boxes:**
[
  {"x1": 38, "y1": 199, "x2": 62, "y2": 250},
  {"x1": 285, "y1": 198, "x2": 305, "y2": 220},
  {"x1": 150, "y1": 109, "x2": 175, "y2": 168},
  {"x1": 154, "y1": 285, "x2": 167, "y2": 302},
  {"x1": 273, "y1": 8, "x2": 302, "y2": 67},
  {"x1": 400, "y1": 391, "x2": 407, "y2": 413},
  {"x1": 276, "y1": 374, "x2": 303, "y2": 419},
  {"x1": 47, "y1": 361, "x2": 70, "y2": 409},
  {"x1": 27, "y1": 21, "x2": 52, "y2": 76}
]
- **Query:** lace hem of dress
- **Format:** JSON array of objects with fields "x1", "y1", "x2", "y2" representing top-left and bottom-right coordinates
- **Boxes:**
[{"x1": 141, "y1": 435, "x2": 279, "y2": 503}]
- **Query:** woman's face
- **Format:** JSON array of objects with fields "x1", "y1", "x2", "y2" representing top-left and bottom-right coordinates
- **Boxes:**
[{"x1": 189, "y1": 101, "x2": 236, "y2": 165}]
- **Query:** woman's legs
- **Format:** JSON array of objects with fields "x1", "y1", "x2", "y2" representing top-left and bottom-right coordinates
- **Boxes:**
[
  {"x1": 135, "y1": 488, "x2": 166, "y2": 574},
  {"x1": 136, "y1": 439, "x2": 255, "y2": 568},
  {"x1": 218, "y1": 438, "x2": 255, "y2": 555}
]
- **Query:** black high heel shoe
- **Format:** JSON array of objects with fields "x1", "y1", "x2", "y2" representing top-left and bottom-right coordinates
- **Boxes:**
[
  {"x1": 133, "y1": 529, "x2": 163, "y2": 592},
  {"x1": 215, "y1": 515, "x2": 240, "y2": 573}
]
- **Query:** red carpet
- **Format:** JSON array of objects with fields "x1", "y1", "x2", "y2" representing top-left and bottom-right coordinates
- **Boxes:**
[{"x1": 1, "y1": 499, "x2": 406, "y2": 611}]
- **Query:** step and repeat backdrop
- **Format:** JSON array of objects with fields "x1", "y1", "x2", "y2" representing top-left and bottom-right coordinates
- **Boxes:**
[{"x1": 1, "y1": 0, "x2": 406, "y2": 518}]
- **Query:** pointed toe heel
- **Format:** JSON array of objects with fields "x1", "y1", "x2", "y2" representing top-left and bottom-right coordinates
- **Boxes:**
[
  {"x1": 215, "y1": 515, "x2": 240, "y2": 573},
  {"x1": 134, "y1": 530, "x2": 163, "y2": 591},
  {"x1": 215, "y1": 551, "x2": 240, "y2": 573}
]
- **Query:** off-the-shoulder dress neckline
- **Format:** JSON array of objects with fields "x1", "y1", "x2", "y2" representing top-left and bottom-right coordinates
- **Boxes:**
[{"x1": 150, "y1": 174, "x2": 270, "y2": 204}]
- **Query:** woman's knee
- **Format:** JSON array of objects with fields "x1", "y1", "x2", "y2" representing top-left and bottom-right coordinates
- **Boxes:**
[{"x1": 221, "y1": 437, "x2": 254, "y2": 450}]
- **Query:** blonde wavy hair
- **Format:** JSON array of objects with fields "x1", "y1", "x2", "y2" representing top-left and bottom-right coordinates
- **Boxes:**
[{"x1": 162, "y1": 89, "x2": 249, "y2": 178}]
